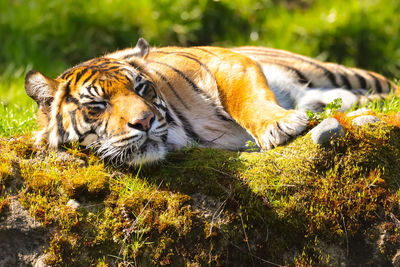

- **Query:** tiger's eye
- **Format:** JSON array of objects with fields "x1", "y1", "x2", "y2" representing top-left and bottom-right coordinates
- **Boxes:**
[{"x1": 85, "y1": 101, "x2": 107, "y2": 115}]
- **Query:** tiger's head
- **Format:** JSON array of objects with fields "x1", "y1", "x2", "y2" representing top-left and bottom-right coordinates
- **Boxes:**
[{"x1": 25, "y1": 38, "x2": 170, "y2": 166}]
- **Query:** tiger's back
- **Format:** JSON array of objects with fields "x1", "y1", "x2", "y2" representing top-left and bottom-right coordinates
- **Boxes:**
[
  {"x1": 234, "y1": 46, "x2": 394, "y2": 92},
  {"x1": 233, "y1": 46, "x2": 396, "y2": 111},
  {"x1": 136, "y1": 45, "x2": 397, "y2": 114}
]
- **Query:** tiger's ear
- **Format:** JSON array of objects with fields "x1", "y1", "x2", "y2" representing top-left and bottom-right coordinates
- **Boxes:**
[
  {"x1": 25, "y1": 70, "x2": 58, "y2": 106},
  {"x1": 132, "y1": 38, "x2": 150, "y2": 58}
]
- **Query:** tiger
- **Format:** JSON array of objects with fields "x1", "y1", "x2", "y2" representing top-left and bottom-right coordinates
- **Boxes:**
[{"x1": 25, "y1": 38, "x2": 397, "y2": 166}]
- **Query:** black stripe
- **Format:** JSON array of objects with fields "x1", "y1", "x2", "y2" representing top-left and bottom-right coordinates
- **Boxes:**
[
  {"x1": 106, "y1": 80, "x2": 112, "y2": 87},
  {"x1": 99, "y1": 66, "x2": 121, "y2": 72},
  {"x1": 285, "y1": 66, "x2": 310, "y2": 85},
  {"x1": 345, "y1": 68, "x2": 368, "y2": 89},
  {"x1": 335, "y1": 65, "x2": 359, "y2": 90},
  {"x1": 151, "y1": 51, "x2": 215, "y2": 77},
  {"x1": 192, "y1": 47, "x2": 219, "y2": 57},
  {"x1": 165, "y1": 111, "x2": 175, "y2": 125},
  {"x1": 374, "y1": 78, "x2": 383, "y2": 93},
  {"x1": 88, "y1": 85, "x2": 101, "y2": 97},
  {"x1": 153, "y1": 102, "x2": 168, "y2": 112},
  {"x1": 358, "y1": 75, "x2": 367, "y2": 89},
  {"x1": 235, "y1": 49, "x2": 340, "y2": 87},
  {"x1": 367, "y1": 72, "x2": 383, "y2": 93},
  {"x1": 81, "y1": 110, "x2": 96, "y2": 123},
  {"x1": 121, "y1": 73, "x2": 134, "y2": 85},
  {"x1": 276, "y1": 122, "x2": 293, "y2": 138},
  {"x1": 103, "y1": 116, "x2": 110, "y2": 133},
  {"x1": 69, "y1": 110, "x2": 83, "y2": 136},
  {"x1": 82, "y1": 70, "x2": 96, "y2": 85},
  {"x1": 56, "y1": 113, "x2": 67, "y2": 142},
  {"x1": 66, "y1": 95, "x2": 80, "y2": 105},
  {"x1": 97, "y1": 61, "x2": 114, "y2": 68},
  {"x1": 123, "y1": 53, "x2": 139, "y2": 60},
  {"x1": 215, "y1": 110, "x2": 233, "y2": 122},
  {"x1": 339, "y1": 73, "x2": 352, "y2": 89},
  {"x1": 118, "y1": 135, "x2": 140, "y2": 144},
  {"x1": 350, "y1": 70, "x2": 367, "y2": 89},
  {"x1": 64, "y1": 80, "x2": 71, "y2": 96},
  {"x1": 122, "y1": 67, "x2": 137, "y2": 78},
  {"x1": 127, "y1": 61, "x2": 146, "y2": 74},
  {"x1": 64, "y1": 81, "x2": 80, "y2": 105},
  {"x1": 148, "y1": 60, "x2": 204, "y2": 94},
  {"x1": 60, "y1": 71, "x2": 73, "y2": 80},
  {"x1": 87, "y1": 86, "x2": 96, "y2": 97},
  {"x1": 156, "y1": 122, "x2": 167, "y2": 129},
  {"x1": 257, "y1": 59, "x2": 313, "y2": 87},
  {"x1": 79, "y1": 93, "x2": 94, "y2": 99},
  {"x1": 75, "y1": 68, "x2": 89, "y2": 84},
  {"x1": 150, "y1": 68, "x2": 190, "y2": 110},
  {"x1": 135, "y1": 82, "x2": 146, "y2": 92},
  {"x1": 169, "y1": 106, "x2": 203, "y2": 143}
]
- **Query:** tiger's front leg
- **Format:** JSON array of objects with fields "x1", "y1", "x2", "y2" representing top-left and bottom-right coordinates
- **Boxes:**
[
  {"x1": 252, "y1": 108, "x2": 309, "y2": 150},
  {"x1": 213, "y1": 51, "x2": 309, "y2": 150},
  {"x1": 231, "y1": 96, "x2": 309, "y2": 150}
]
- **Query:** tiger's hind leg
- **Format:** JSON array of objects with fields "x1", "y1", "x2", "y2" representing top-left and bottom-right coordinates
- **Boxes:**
[{"x1": 297, "y1": 88, "x2": 365, "y2": 113}]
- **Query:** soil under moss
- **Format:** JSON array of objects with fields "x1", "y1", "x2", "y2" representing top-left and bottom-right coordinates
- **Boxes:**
[{"x1": 1, "y1": 115, "x2": 400, "y2": 266}]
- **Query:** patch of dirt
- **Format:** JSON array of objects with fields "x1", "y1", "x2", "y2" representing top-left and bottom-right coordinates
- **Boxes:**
[{"x1": 0, "y1": 198, "x2": 50, "y2": 266}]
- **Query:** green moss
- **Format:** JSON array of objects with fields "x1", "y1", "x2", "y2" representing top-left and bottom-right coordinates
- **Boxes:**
[
  {"x1": 0, "y1": 160, "x2": 12, "y2": 184},
  {"x1": 1, "y1": 117, "x2": 400, "y2": 265},
  {"x1": 62, "y1": 163, "x2": 110, "y2": 199}
]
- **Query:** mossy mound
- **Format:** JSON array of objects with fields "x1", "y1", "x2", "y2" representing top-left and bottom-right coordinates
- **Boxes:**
[{"x1": 1, "y1": 117, "x2": 400, "y2": 266}]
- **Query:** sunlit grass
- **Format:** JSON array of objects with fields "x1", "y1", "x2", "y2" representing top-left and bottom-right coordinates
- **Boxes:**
[
  {"x1": 0, "y1": 103, "x2": 37, "y2": 137},
  {"x1": 0, "y1": 0, "x2": 399, "y2": 77},
  {"x1": 0, "y1": 77, "x2": 37, "y2": 137},
  {"x1": 365, "y1": 95, "x2": 400, "y2": 114}
]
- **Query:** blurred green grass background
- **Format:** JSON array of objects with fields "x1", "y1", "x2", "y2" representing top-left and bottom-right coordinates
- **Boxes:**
[{"x1": 0, "y1": 0, "x2": 399, "y2": 136}]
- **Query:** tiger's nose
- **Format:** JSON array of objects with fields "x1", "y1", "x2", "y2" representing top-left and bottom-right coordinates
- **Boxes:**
[{"x1": 127, "y1": 113, "x2": 155, "y2": 131}]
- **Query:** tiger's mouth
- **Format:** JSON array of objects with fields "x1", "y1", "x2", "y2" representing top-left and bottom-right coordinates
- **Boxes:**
[{"x1": 93, "y1": 134, "x2": 168, "y2": 167}]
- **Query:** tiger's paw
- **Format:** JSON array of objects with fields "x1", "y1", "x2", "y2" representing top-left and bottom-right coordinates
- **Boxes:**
[{"x1": 259, "y1": 111, "x2": 309, "y2": 150}]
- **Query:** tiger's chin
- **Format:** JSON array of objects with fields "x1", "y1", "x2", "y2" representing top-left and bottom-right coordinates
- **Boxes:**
[
  {"x1": 126, "y1": 141, "x2": 168, "y2": 166},
  {"x1": 98, "y1": 140, "x2": 168, "y2": 167}
]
